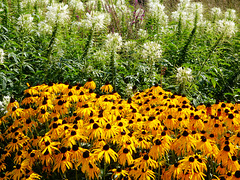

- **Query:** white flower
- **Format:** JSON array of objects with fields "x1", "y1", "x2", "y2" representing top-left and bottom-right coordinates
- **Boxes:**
[
  {"x1": 20, "y1": 0, "x2": 50, "y2": 9},
  {"x1": 79, "y1": 12, "x2": 111, "y2": 31},
  {"x1": 211, "y1": 7, "x2": 222, "y2": 19},
  {"x1": 17, "y1": 14, "x2": 34, "y2": 30},
  {"x1": 105, "y1": 33, "x2": 122, "y2": 51},
  {"x1": 142, "y1": 41, "x2": 162, "y2": 60},
  {"x1": 0, "y1": 96, "x2": 10, "y2": 114},
  {"x1": 123, "y1": 41, "x2": 137, "y2": 52},
  {"x1": 224, "y1": 9, "x2": 236, "y2": 21},
  {"x1": 45, "y1": 3, "x2": 70, "y2": 25},
  {"x1": 125, "y1": 83, "x2": 133, "y2": 97},
  {"x1": 0, "y1": 49, "x2": 4, "y2": 64},
  {"x1": 148, "y1": 2, "x2": 168, "y2": 25},
  {"x1": 93, "y1": 50, "x2": 109, "y2": 62},
  {"x1": 171, "y1": 0, "x2": 204, "y2": 29},
  {"x1": 217, "y1": 19, "x2": 236, "y2": 37},
  {"x1": 138, "y1": 29, "x2": 148, "y2": 38},
  {"x1": 69, "y1": 0, "x2": 85, "y2": 12},
  {"x1": 37, "y1": 21, "x2": 53, "y2": 35},
  {"x1": 20, "y1": 0, "x2": 37, "y2": 8},
  {"x1": 176, "y1": 67, "x2": 193, "y2": 83}
]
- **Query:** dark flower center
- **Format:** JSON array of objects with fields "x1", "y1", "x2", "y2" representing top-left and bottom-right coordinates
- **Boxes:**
[
  {"x1": 201, "y1": 136, "x2": 207, "y2": 142},
  {"x1": 223, "y1": 145, "x2": 230, "y2": 152},
  {"x1": 194, "y1": 115, "x2": 200, "y2": 120},
  {"x1": 232, "y1": 156, "x2": 237, "y2": 161},
  {"x1": 93, "y1": 123, "x2": 99, "y2": 129},
  {"x1": 53, "y1": 123, "x2": 58, "y2": 129},
  {"x1": 45, "y1": 141, "x2": 50, "y2": 146},
  {"x1": 60, "y1": 147, "x2": 67, "y2": 154},
  {"x1": 143, "y1": 154, "x2": 149, "y2": 160},
  {"x1": 123, "y1": 148, "x2": 129, "y2": 154},
  {"x1": 16, "y1": 164, "x2": 21, "y2": 169},
  {"x1": 182, "y1": 131, "x2": 189, "y2": 137},
  {"x1": 72, "y1": 145, "x2": 78, "y2": 151},
  {"x1": 106, "y1": 124, "x2": 111, "y2": 129},
  {"x1": 174, "y1": 163, "x2": 179, "y2": 167},
  {"x1": 58, "y1": 100, "x2": 63, "y2": 105},
  {"x1": 71, "y1": 131, "x2": 76, "y2": 136},
  {"x1": 189, "y1": 157, "x2": 194, "y2": 162},
  {"x1": 83, "y1": 151, "x2": 90, "y2": 158},
  {"x1": 235, "y1": 171, "x2": 240, "y2": 178},
  {"x1": 155, "y1": 139, "x2": 161, "y2": 145},
  {"x1": 103, "y1": 144, "x2": 110, "y2": 151}
]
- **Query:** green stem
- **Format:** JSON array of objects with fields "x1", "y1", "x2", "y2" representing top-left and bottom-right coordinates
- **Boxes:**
[
  {"x1": 178, "y1": 12, "x2": 198, "y2": 66},
  {"x1": 3, "y1": 0, "x2": 9, "y2": 27},
  {"x1": 46, "y1": 22, "x2": 59, "y2": 62},
  {"x1": 103, "y1": 160, "x2": 107, "y2": 180},
  {"x1": 110, "y1": 49, "x2": 116, "y2": 90},
  {"x1": 81, "y1": 27, "x2": 94, "y2": 63},
  {"x1": 75, "y1": 168, "x2": 78, "y2": 180},
  {"x1": 190, "y1": 33, "x2": 224, "y2": 89}
]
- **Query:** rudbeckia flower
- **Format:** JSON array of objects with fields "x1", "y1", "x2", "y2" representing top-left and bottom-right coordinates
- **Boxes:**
[
  {"x1": 84, "y1": 78, "x2": 96, "y2": 90},
  {"x1": 111, "y1": 167, "x2": 128, "y2": 180},
  {"x1": 134, "y1": 153, "x2": 158, "y2": 171},
  {"x1": 95, "y1": 144, "x2": 118, "y2": 164},
  {"x1": 53, "y1": 147, "x2": 73, "y2": 173},
  {"x1": 134, "y1": 168, "x2": 155, "y2": 180},
  {"x1": 101, "y1": 81, "x2": 113, "y2": 93},
  {"x1": 164, "y1": 162, "x2": 183, "y2": 179},
  {"x1": 232, "y1": 170, "x2": 240, "y2": 180},
  {"x1": 215, "y1": 144, "x2": 236, "y2": 166},
  {"x1": 118, "y1": 147, "x2": 134, "y2": 166}
]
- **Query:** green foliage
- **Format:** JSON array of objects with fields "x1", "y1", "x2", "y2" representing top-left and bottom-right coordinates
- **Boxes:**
[{"x1": 0, "y1": 0, "x2": 239, "y2": 105}]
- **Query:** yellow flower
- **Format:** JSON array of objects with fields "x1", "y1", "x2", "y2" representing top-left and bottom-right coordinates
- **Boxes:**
[
  {"x1": 84, "y1": 78, "x2": 96, "y2": 90},
  {"x1": 101, "y1": 81, "x2": 113, "y2": 93},
  {"x1": 95, "y1": 144, "x2": 118, "y2": 164}
]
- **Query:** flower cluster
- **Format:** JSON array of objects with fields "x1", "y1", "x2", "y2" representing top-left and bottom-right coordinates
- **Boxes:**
[
  {"x1": 1, "y1": 81, "x2": 240, "y2": 179},
  {"x1": 0, "y1": 48, "x2": 4, "y2": 64}
]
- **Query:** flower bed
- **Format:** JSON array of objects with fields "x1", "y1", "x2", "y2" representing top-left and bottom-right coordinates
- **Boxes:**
[{"x1": 0, "y1": 81, "x2": 240, "y2": 179}]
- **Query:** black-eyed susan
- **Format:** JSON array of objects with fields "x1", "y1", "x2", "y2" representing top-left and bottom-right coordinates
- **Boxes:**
[
  {"x1": 111, "y1": 167, "x2": 128, "y2": 180},
  {"x1": 226, "y1": 155, "x2": 240, "y2": 172},
  {"x1": 8, "y1": 159, "x2": 30, "y2": 180},
  {"x1": 149, "y1": 138, "x2": 170, "y2": 160},
  {"x1": 232, "y1": 170, "x2": 240, "y2": 180},
  {"x1": 134, "y1": 168, "x2": 155, "y2": 180},
  {"x1": 164, "y1": 162, "x2": 183, "y2": 179},
  {"x1": 95, "y1": 144, "x2": 118, "y2": 164},
  {"x1": 83, "y1": 162, "x2": 100, "y2": 180},
  {"x1": 102, "y1": 123, "x2": 118, "y2": 139},
  {"x1": 78, "y1": 149, "x2": 97, "y2": 171},
  {"x1": 196, "y1": 136, "x2": 215, "y2": 157},
  {"x1": 215, "y1": 144, "x2": 236, "y2": 166},
  {"x1": 101, "y1": 81, "x2": 113, "y2": 93},
  {"x1": 179, "y1": 155, "x2": 207, "y2": 175},
  {"x1": 216, "y1": 164, "x2": 227, "y2": 175},
  {"x1": 87, "y1": 123, "x2": 104, "y2": 140},
  {"x1": 53, "y1": 147, "x2": 73, "y2": 173},
  {"x1": 118, "y1": 147, "x2": 134, "y2": 166},
  {"x1": 62, "y1": 127, "x2": 87, "y2": 147},
  {"x1": 134, "y1": 153, "x2": 158, "y2": 171},
  {"x1": 39, "y1": 136, "x2": 60, "y2": 155},
  {"x1": 6, "y1": 137, "x2": 23, "y2": 152},
  {"x1": 84, "y1": 78, "x2": 96, "y2": 90},
  {"x1": 172, "y1": 130, "x2": 196, "y2": 156}
]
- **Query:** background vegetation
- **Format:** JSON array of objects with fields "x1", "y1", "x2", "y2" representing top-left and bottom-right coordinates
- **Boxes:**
[{"x1": 0, "y1": 0, "x2": 240, "y2": 107}]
